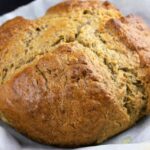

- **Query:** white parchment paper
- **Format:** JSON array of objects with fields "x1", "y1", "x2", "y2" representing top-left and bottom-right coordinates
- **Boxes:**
[{"x1": 0, "y1": 0, "x2": 150, "y2": 150}]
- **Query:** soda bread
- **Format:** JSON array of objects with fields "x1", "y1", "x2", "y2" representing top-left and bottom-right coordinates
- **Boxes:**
[{"x1": 0, "y1": 0, "x2": 150, "y2": 147}]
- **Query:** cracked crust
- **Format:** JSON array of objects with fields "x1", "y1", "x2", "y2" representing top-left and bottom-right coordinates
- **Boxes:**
[
  {"x1": 104, "y1": 15, "x2": 150, "y2": 114},
  {"x1": 105, "y1": 15, "x2": 150, "y2": 66},
  {"x1": 0, "y1": 44, "x2": 130, "y2": 146},
  {"x1": 0, "y1": 0, "x2": 150, "y2": 147}
]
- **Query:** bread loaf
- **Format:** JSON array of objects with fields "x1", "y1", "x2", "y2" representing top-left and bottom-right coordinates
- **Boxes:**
[{"x1": 0, "y1": 0, "x2": 150, "y2": 147}]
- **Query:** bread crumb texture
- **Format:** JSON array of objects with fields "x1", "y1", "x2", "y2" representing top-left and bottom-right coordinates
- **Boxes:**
[{"x1": 0, "y1": 0, "x2": 150, "y2": 147}]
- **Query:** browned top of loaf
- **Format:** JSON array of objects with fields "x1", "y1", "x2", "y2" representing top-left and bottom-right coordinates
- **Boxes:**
[
  {"x1": 47, "y1": 0, "x2": 117, "y2": 14},
  {"x1": 0, "y1": 0, "x2": 150, "y2": 147},
  {"x1": 106, "y1": 15, "x2": 150, "y2": 66}
]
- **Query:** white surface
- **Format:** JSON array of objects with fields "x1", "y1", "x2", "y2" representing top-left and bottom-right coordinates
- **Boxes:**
[{"x1": 0, "y1": 0, "x2": 150, "y2": 150}]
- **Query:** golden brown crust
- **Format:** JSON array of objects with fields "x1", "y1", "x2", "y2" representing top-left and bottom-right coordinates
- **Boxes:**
[
  {"x1": 0, "y1": 17, "x2": 34, "y2": 50},
  {"x1": 105, "y1": 15, "x2": 150, "y2": 66},
  {"x1": 0, "y1": 44, "x2": 130, "y2": 146},
  {"x1": 104, "y1": 15, "x2": 150, "y2": 114},
  {"x1": 46, "y1": 0, "x2": 117, "y2": 15},
  {"x1": 0, "y1": 0, "x2": 149, "y2": 147}
]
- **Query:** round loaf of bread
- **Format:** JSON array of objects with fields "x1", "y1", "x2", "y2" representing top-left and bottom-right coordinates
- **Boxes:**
[{"x1": 0, "y1": 0, "x2": 150, "y2": 147}]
